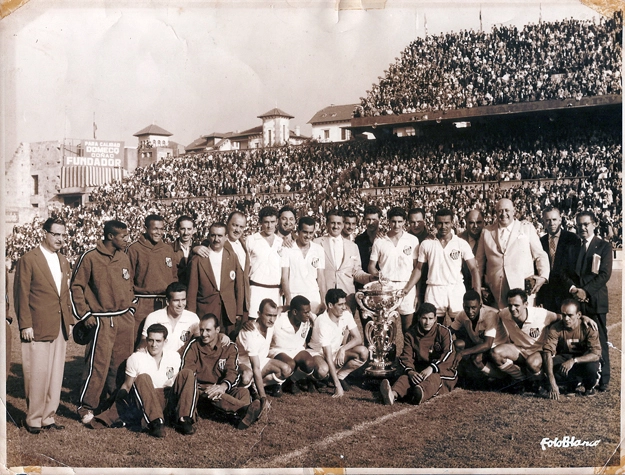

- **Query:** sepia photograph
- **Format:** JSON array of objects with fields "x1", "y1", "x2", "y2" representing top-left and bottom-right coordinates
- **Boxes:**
[{"x1": 1, "y1": 0, "x2": 622, "y2": 472}]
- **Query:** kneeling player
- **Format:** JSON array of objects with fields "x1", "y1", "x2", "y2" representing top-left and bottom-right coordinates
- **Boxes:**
[
  {"x1": 268, "y1": 295, "x2": 323, "y2": 394},
  {"x1": 541, "y1": 299, "x2": 602, "y2": 399},
  {"x1": 180, "y1": 314, "x2": 263, "y2": 430},
  {"x1": 308, "y1": 288, "x2": 369, "y2": 398},
  {"x1": 450, "y1": 290, "x2": 508, "y2": 386},
  {"x1": 380, "y1": 303, "x2": 457, "y2": 405},
  {"x1": 90, "y1": 324, "x2": 196, "y2": 438},
  {"x1": 237, "y1": 299, "x2": 294, "y2": 399}
]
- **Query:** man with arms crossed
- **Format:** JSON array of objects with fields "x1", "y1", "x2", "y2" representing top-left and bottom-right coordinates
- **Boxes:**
[
  {"x1": 369, "y1": 207, "x2": 419, "y2": 333},
  {"x1": 15, "y1": 217, "x2": 73, "y2": 433},
  {"x1": 281, "y1": 216, "x2": 327, "y2": 315},
  {"x1": 380, "y1": 303, "x2": 457, "y2": 405},
  {"x1": 171, "y1": 215, "x2": 198, "y2": 287},
  {"x1": 71, "y1": 220, "x2": 136, "y2": 425},
  {"x1": 308, "y1": 289, "x2": 368, "y2": 397},
  {"x1": 403, "y1": 208, "x2": 481, "y2": 326},
  {"x1": 246, "y1": 207, "x2": 284, "y2": 320},
  {"x1": 542, "y1": 299, "x2": 602, "y2": 399}
]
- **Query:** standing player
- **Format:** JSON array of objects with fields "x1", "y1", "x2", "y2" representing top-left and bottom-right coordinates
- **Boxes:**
[
  {"x1": 308, "y1": 289, "x2": 368, "y2": 397},
  {"x1": 14, "y1": 217, "x2": 73, "y2": 433},
  {"x1": 71, "y1": 220, "x2": 136, "y2": 424},
  {"x1": 403, "y1": 208, "x2": 481, "y2": 326},
  {"x1": 355, "y1": 205, "x2": 382, "y2": 279},
  {"x1": 245, "y1": 207, "x2": 284, "y2": 320},
  {"x1": 127, "y1": 214, "x2": 178, "y2": 341},
  {"x1": 277, "y1": 205, "x2": 297, "y2": 246},
  {"x1": 281, "y1": 216, "x2": 327, "y2": 315},
  {"x1": 380, "y1": 303, "x2": 457, "y2": 405},
  {"x1": 458, "y1": 209, "x2": 485, "y2": 293},
  {"x1": 369, "y1": 207, "x2": 419, "y2": 333},
  {"x1": 139, "y1": 282, "x2": 199, "y2": 353}
]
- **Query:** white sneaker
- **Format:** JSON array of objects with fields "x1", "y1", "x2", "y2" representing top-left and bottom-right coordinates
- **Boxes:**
[
  {"x1": 81, "y1": 410, "x2": 94, "y2": 425},
  {"x1": 380, "y1": 379, "x2": 394, "y2": 406}
]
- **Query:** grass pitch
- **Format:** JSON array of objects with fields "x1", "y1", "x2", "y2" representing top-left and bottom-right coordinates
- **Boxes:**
[{"x1": 6, "y1": 270, "x2": 622, "y2": 471}]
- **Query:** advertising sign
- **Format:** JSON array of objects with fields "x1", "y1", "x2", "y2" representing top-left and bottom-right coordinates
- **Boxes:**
[{"x1": 65, "y1": 140, "x2": 124, "y2": 167}]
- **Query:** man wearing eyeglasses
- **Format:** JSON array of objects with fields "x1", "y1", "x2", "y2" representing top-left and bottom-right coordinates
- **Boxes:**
[{"x1": 14, "y1": 217, "x2": 73, "y2": 434}]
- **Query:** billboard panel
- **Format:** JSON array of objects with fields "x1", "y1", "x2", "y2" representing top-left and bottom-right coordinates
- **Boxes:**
[{"x1": 65, "y1": 140, "x2": 124, "y2": 167}]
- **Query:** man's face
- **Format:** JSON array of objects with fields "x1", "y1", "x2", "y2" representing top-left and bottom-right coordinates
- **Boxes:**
[
  {"x1": 507, "y1": 295, "x2": 527, "y2": 319},
  {"x1": 463, "y1": 299, "x2": 481, "y2": 321},
  {"x1": 146, "y1": 332, "x2": 166, "y2": 357},
  {"x1": 466, "y1": 211, "x2": 484, "y2": 240},
  {"x1": 542, "y1": 210, "x2": 562, "y2": 236},
  {"x1": 297, "y1": 224, "x2": 315, "y2": 246},
  {"x1": 435, "y1": 215, "x2": 453, "y2": 239},
  {"x1": 561, "y1": 304, "x2": 581, "y2": 331},
  {"x1": 227, "y1": 214, "x2": 246, "y2": 242},
  {"x1": 42, "y1": 224, "x2": 66, "y2": 253},
  {"x1": 342, "y1": 216, "x2": 358, "y2": 238},
  {"x1": 208, "y1": 226, "x2": 226, "y2": 251},
  {"x1": 388, "y1": 216, "x2": 405, "y2": 235},
  {"x1": 166, "y1": 291, "x2": 187, "y2": 318},
  {"x1": 576, "y1": 215, "x2": 596, "y2": 240},
  {"x1": 279, "y1": 211, "x2": 296, "y2": 235},
  {"x1": 293, "y1": 304, "x2": 312, "y2": 323},
  {"x1": 327, "y1": 215, "x2": 344, "y2": 238},
  {"x1": 328, "y1": 298, "x2": 347, "y2": 318},
  {"x1": 418, "y1": 312, "x2": 437, "y2": 333},
  {"x1": 258, "y1": 304, "x2": 279, "y2": 328},
  {"x1": 177, "y1": 219, "x2": 195, "y2": 245},
  {"x1": 495, "y1": 200, "x2": 515, "y2": 228},
  {"x1": 364, "y1": 213, "x2": 379, "y2": 233},
  {"x1": 199, "y1": 318, "x2": 221, "y2": 347},
  {"x1": 408, "y1": 212, "x2": 426, "y2": 235},
  {"x1": 260, "y1": 216, "x2": 277, "y2": 237},
  {"x1": 110, "y1": 228, "x2": 130, "y2": 251},
  {"x1": 146, "y1": 220, "x2": 165, "y2": 244}
]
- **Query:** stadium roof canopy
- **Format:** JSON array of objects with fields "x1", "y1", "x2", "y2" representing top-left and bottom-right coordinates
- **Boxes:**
[
  {"x1": 308, "y1": 104, "x2": 358, "y2": 125},
  {"x1": 258, "y1": 108, "x2": 294, "y2": 119},
  {"x1": 133, "y1": 124, "x2": 173, "y2": 137}
]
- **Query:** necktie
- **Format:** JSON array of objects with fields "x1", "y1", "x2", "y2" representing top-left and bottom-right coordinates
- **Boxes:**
[
  {"x1": 499, "y1": 228, "x2": 508, "y2": 252},
  {"x1": 548, "y1": 236, "x2": 556, "y2": 268},
  {"x1": 576, "y1": 239, "x2": 588, "y2": 275}
]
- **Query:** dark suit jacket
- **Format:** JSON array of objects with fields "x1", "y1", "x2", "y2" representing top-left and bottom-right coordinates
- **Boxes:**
[
  {"x1": 186, "y1": 247, "x2": 243, "y2": 325},
  {"x1": 224, "y1": 239, "x2": 251, "y2": 314},
  {"x1": 172, "y1": 238, "x2": 200, "y2": 286},
  {"x1": 536, "y1": 230, "x2": 579, "y2": 312},
  {"x1": 14, "y1": 247, "x2": 73, "y2": 341},
  {"x1": 563, "y1": 236, "x2": 612, "y2": 315},
  {"x1": 458, "y1": 230, "x2": 479, "y2": 292}
]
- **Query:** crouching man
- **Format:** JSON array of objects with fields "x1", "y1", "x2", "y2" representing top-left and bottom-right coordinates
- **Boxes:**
[
  {"x1": 542, "y1": 299, "x2": 602, "y2": 399},
  {"x1": 90, "y1": 323, "x2": 196, "y2": 438},
  {"x1": 180, "y1": 313, "x2": 262, "y2": 430},
  {"x1": 380, "y1": 303, "x2": 457, "y2": 405}
]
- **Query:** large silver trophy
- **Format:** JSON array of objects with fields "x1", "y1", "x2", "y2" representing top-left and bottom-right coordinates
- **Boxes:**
[{"x1": 355, "y1": 276, "x2": 404, "y2": 378}]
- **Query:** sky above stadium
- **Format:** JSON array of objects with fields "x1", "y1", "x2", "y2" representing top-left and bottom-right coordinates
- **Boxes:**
[{"x1": 1, "y1": 0, "x2": 601, "y2": 155}]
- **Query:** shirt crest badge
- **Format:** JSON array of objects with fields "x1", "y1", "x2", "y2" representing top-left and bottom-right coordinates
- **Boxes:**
[
  {"x1": 166, "y1": 367, "x2": 175, "y2": 379},
  {"x1": 165, "y1": 257, "x2": 173, "y2": 268},
  {"x1": 122, "y1": 268, "x2": 130, "y2": 280},
  {"x1": 180, "y1": 330, "x2": 190, "y2": 343},
  {"x1": 449, "y1": 249, "x2": 461, "y2": 260},
  {"x1": 529, "y1": 327, "x2": 540, "y2": 339},
  {"x1": 218, "y1": 358, "x2": 226, "y2": 372},
  {"x1": 230, "y1": 270, "x2": 236, "y2": 281},
  {"x1": 403, "y1": 245, "x2": 412, "y2": 255},
  {"x1": 311, "y1": 257, "x2": 320, "y2": 268}
]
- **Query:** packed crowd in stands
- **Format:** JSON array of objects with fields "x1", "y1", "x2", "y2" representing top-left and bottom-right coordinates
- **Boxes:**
[{"x1": 354, "y1": 13, "x2": 622, "y2": 117}]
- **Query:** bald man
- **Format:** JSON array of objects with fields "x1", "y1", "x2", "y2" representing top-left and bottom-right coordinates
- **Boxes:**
[
  {"x1": 475, "y1": 199, "x2": 549, "y2": 309},
  {"x1": 459, "y1": 209, "x2": 485, "y2": 293}
]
